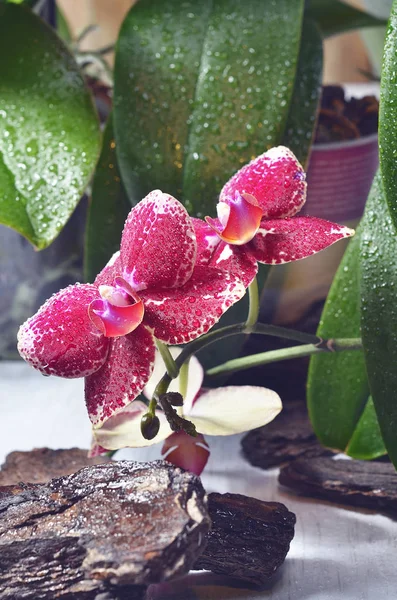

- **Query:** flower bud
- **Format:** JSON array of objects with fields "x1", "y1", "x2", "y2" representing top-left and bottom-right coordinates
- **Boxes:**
[{"x1": 140, "y1": 413, "x2": 160, "y2": 440}]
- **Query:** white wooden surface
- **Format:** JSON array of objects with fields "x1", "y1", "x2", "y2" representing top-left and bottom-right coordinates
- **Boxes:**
[{"x1": 1, "y1": 361, "x2": 396, "y2": 599}]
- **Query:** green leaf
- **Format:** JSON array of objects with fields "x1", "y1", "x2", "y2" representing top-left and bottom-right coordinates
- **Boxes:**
[
  {"x1": 200, "y1": 15, "x2": 322, "y2": 372},
  {"x1": 85, "y1": 117, "x2": 131, "y2": 283},
  {"x1": 346, "y1": 396, "x2": 387, "y2": 460},
  {"x1": 0, "y1": 4, "x2": 101, "y2": 249},
  {"x1": 306, "y1": 0, "x2": 387, "y2": 38},
  {"x1": 282, "y1": 17, "x2": 323, "y2": 166},
  {"x1": 360, "y1": 171, "x2": 397, "y2": 468},
  {"x1": 114, "y1": 0, "x2": 213, "y2": 208},
  {"x1": 57, "y1": 6, "x2": 72, "y2": 43},
  {"x1": 307, "y1": 229, "x2": 370, "y2": 450},
  {"x1": 181, "y1": 0, "x2": 304, "y2": 215},
  {"x1": 114, "y1": 0, "x2": 304, "y2": 216},
  {"x1": 1, "y1": 0, "x2": 38, "y2": 5},
  {"x1": 379, "y1": 1, "x2": 397, "y2": 231}
]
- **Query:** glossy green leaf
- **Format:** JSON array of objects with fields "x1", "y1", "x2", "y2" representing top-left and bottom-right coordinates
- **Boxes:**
[
  {"x1": 181, "y1": 0, "x2": 304, "y2": 215},
  {"x1": 0, "y1": 4, "x2": 101, "y2": 249},
  {"x1": 200, "y1": 18, "x2": 322, "y2": 374},
  {"x1": 306, "y1": 0, "x2": 387, "y2": 38},
  {"x1": 56, "y1": 6, "x2": 72, "y2": 43},
  {"x1": 346, "y1": 396, "x2": 387, "y2": 460},
  {"x1": 282, "y1": 18, "x2": 323, "y2": 166},
  {"x1": 114, "y1": 0, "x2": 213, "y2": 208},
  {"x1": 360, "y1": 171, "x2": 397, "y2": 468},
  {"x1": 307, "y1": 229, "x2": 370, "y2": 450},
  {"x1": 85, "y1": 117, "x2": 131, "y2": 283},
  {"x1": 379, "y1": 2, "x2": 397, "y2": 231},
  {"x1": 114, "y1": 0, "x2": 304, "y2": 216}
]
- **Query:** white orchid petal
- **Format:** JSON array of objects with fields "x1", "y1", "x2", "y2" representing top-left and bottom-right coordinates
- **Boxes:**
[
  {"x1": 143, "y1": 347, "x2": 204, "y2": 411},
  {"x1": 188, "y1": 386, "x2": 282, "y2": 436},
  {"x1": 93, "y1": 400, "x2": 172, "y2": 449}
]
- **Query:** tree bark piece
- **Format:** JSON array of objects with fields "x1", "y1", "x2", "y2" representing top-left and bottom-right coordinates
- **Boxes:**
[
  {"x1": 194, "y1": 492, "x2": 296, "y2": 586},
  {"x1": 0, "y1": 460, "x2": 210, "y2": 599},
  {"x1": 241, "y1": 404, "x2": 334, "y2": 470},
  {"x1": 0, "y1": 447, "x2": 110, "y2": 485},
  {"x1": 279, "y1": 456, "x2": 397, "y2": 514}
]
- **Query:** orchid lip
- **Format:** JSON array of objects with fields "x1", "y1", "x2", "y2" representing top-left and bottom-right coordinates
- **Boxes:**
[
  {"x1": 89, "y1": 277, "x2": 145, "y2": 338},
  {"x1": 205, "y1": 192, "x2": 263, "y2": 246}
]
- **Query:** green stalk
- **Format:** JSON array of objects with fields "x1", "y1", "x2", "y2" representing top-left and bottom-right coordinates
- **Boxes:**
[
  {"x1": 178, "y1": 360, "x2": 190, "y2": 400},
  {"x1": 206, "y1": 338, "x2": 363, "y2": 378},
  {"x1": 149, "y1": 322, "x2": 321, "y2": 410},
  {"x1": 245, "y1": 277, "x2": 260, "y2": 329},
  {"x1": 156, "y1": 340, "x2": 179, "y2": 379}
]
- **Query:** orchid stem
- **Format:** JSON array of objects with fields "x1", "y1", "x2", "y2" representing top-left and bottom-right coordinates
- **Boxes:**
[
  {"x1": 150, "y1": 322, "x2": 322, "y2": 406},
  {"x1": 245, "y1": 277, "x2": 260, "y2": 329},
  {"x1": 179, "y1": 360, "x2": 190, "y2": 400},
  {"x1": 156, "y1": 340, "x2": 179, "y2": 379},
  {"x1": 206, "y1": 338, "x2": 363, "y2": 378}
]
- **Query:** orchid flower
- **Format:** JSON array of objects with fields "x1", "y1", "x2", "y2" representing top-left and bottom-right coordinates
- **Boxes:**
[
  {"x1": 199, "y1": 146, "x2": 354, "y2": 286},
  {"x1": 91, "y1": 348, "x2": 282, "y2": 475},
  {"x1": 17, "y1": 191, "x2": 245, "y2": 428}
]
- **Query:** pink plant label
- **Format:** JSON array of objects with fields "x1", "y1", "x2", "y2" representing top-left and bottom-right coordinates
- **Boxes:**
[{"x1": 302, "y1": 134, "x2": 379, "y2": 223}]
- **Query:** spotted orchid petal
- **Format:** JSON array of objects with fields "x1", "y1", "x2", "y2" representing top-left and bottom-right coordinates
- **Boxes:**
[
  {"x1": 94, "y1": 251, "x2": 122, "y2": 286},
  {"x1": 187, "y1": 385, "x2": 282, "y2": 436},
  {"x1": 143, "y1": 347, "x2": 204, "y2": 412},
  {"x1": 192, "y1": 217, "x2": 221, "y2": 266},
  {"x1": 141, "y1": 266, "x2": 246, "y2": 344},
  {"x1": 249, "y1": 217, "x2": 355, "y2": 265},
  {"x1": 17, "y1": 284, "x2": 109, "y2": 378},
  {"x1": 93, "y1": 400, "x2": 172, "y2": 450},
  {"x1": 210, "y1": 241, "x2": 258, "y2": 288},
  {"x1": 206, "y1": 192, "x2": 263, "y2": 245},
  {"x1": 161, "y1": 431, "x2": 210, "y2": 476},
  {"x1": 220, "y1": 146, "x2": 307, "y2": 218},
  {"x1": 120, "y1": 190, "x2": 196, "y2": 292},
  {"x1": 86, "y1": 325, "x2": 156, "y2": 426},
  {"x1": 88, "y1": 277, "x2": 144, "y2": 338},
  {"x1": 192, "y1": 219, "x2": 257, "y2": 288}
]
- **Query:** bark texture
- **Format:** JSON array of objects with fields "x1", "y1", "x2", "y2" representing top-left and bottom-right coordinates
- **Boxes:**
[
  {"x1": 279, "y1": 456, "x2": 397, "y2": 514},
  {"x1": 194, "y1": 492, "x2": 296, "y2": 585},
  {"x1": 0, "y1": 447, "x2": 109, "y2": 485},
  {"x1": 242, "y1": 404, "x2": 333, "y2": 469},
  {"x1": 0, "y1": 460, "x2": 210, "y2": 599}
]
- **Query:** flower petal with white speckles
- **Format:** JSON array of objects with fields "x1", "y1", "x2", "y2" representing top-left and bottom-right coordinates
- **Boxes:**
[
  {"x1": 94, "y1": 251, "x2": 122, "y2": 286},
  {"x1": 120, "y1": 190, "x2": 196, "y2": 291},
  {"x1": 220, "y1": 146, "x2": 306, "y2": 218},
  {"x1": 191, "y1": 217, "x2": 221, "y2": 266},
  {"x1": 141, "y1": 266, "x2": 246, "y2": 344},
  {"x1": 210, "y1": 240, "x2": 258, "y2": 288},
  {"x1": 192, "y1": 219, "x2": 257, "y2": 288},
  {"x1": 249, "y1": 217, "x2": 355, "y2": 265},
  {"x1": 17, "y1": 284, "x2": 109, "y2": 378},
  {"x1": 86, "y1": 325, "x2": 156, "y2": 427}
]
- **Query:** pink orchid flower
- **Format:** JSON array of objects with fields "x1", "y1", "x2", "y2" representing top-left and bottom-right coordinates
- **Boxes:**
[
  {"x1": 199, "y1": 146, "x2": 354, "y2": 286},
  {"x1": 91, "y1": 348, "x2": 282, "y2": 475},
  {"x1": 17, "y1": 191, "x2": 246, "y2": 429}
]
